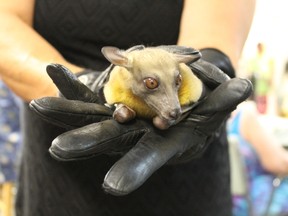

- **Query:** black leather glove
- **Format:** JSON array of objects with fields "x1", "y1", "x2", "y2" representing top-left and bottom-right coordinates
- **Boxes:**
[{"x1": 29, "y1": 46, "x2": 252, "y2": 195}]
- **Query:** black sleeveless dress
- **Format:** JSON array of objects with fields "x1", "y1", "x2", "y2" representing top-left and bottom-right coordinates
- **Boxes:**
[{"x1": 16, "y1": 1, "x2": 232, "y2": 215}]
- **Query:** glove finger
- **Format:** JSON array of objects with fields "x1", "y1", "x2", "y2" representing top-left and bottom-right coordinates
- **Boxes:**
[
  {"x1": 181, "y1": 78, "x2": 252, "y2": 145},
  {"x1": 190, "y1": 59, "x2": 230, "y2": 89},
  {"x1": 200, "y1": 48, "x2": 235, "y2": 78},
  {"x1": 103, "y1": 131, "x2": 183, "y2": 195},
  {"x1": 49, "y1": 119, "x2": 150, "y2": 161},
  {"x1": 193, "y1": 78, "x2": 253, "y2": 114},
  {"x1": 29, "y1": 97, "x2": 113, "y2": 129},
  {"x1": 46, "y1": 63, "x2": 100, "y2": 103}
]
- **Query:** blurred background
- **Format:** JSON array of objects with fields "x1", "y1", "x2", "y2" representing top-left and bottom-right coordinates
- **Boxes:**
[
  {"x1": 229, "y1": 1, "x2": 288, "y2": 215},
  {"x1": 239, "y1": 0, "x2": 288, "y2": 116}
]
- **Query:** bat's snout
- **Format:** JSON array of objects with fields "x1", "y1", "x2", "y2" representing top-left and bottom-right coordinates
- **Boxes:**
[{"x1": 167, "y1": 108, "x2": 181, "y2": 120}]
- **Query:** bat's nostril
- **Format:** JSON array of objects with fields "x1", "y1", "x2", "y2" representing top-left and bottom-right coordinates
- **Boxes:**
[{"x1": 169, "y1": 109, "x2": 180, "y2": 119}]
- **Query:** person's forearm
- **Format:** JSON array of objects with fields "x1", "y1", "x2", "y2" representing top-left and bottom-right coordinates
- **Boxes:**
[
  {"x1": 178, "y1": 0, "x2": 256, "y2": 69},
  {"x1": 0, "y1": 12, "x2": 82, "y2": 101}
]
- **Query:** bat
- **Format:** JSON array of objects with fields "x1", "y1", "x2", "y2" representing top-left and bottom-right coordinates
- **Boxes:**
[{"x1": 101, "y1": 46, "x2": 204, "y2": 129}]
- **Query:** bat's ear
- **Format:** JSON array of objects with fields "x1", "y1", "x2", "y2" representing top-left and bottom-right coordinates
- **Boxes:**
[
  {"x1": 101, "y1": 46, "x2": 132, "y2": 68},
  {"x1": 174, "y1": 51, "x2": 202, "y2": 64}
]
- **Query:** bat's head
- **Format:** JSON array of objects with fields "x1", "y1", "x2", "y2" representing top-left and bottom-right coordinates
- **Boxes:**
[{"x1": 102, "y1": 46, "x2": 201, "y2": 129}]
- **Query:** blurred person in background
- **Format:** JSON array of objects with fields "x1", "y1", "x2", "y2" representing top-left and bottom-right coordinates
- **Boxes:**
[
  {"x1": 248, "y1": 42, "x2": 275, "y2": 114},
  {"x1": 228, "y1": 101, "x2": 288, "y2": 216},
  {"x1": 0, "y1": 80, "x2": 21, "y2": 216}
]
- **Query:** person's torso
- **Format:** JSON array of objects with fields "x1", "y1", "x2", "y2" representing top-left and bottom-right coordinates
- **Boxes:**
[
  {"x1": 33, "y1": 0, "x2": 183, "y2": 70},
  {"x1": 18, "y1": 2, "x2": 233, "y2": 215}
]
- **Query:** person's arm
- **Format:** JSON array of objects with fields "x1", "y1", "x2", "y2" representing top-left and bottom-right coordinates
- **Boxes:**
[
  {"x1": 0, "y1": 0, "x2": 82, "y2": 101},
  {"x1": 178, "y1": 0, "x2": 256, "y2": 68},
  {"x1": 240, "y1": 102, "x2": 288, "y2": 176}
]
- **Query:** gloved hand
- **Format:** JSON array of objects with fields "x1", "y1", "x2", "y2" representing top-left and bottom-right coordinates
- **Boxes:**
[{"x1": 29, "y1": 45, "x2": 252, "y2": 195}]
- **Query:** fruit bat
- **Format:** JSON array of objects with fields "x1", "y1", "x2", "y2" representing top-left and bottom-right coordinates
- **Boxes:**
[{"x1": 101, "y1": 46, "x2": 204, "y2": 130}]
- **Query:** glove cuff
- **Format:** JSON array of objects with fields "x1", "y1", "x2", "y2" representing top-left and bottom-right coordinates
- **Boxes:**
[{"x1": 200, "y1": 48, "x2": 235, "y2": 78}]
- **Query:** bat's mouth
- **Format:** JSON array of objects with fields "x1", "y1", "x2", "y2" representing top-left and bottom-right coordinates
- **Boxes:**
[
  {"x1": 152, "y1": 112, "x2": 181, "y2": 130},
  {"x1": 148, "y1": 103, "x2": 181, "y2": 130},
  {"x1": 153, "y1": 116, "x2": 173, "y2": 130}
]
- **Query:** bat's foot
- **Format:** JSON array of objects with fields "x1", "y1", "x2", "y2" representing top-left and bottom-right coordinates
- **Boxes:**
[{"x1": 113, "y1": 104, "x2": 136, "y2": 123}]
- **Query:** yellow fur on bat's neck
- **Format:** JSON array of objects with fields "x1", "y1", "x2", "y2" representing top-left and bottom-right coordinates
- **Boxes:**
[{"x1": 103, "y1": 63, "x2": 202, "y2": 118}]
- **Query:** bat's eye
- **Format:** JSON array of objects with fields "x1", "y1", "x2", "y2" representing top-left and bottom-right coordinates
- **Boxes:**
[
  {"x1": 144, "y1": 77, "x2": 159, "y2": 89},
  {"x1": 176, "y1": 74, "x2": 182, "y2": 87}
]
